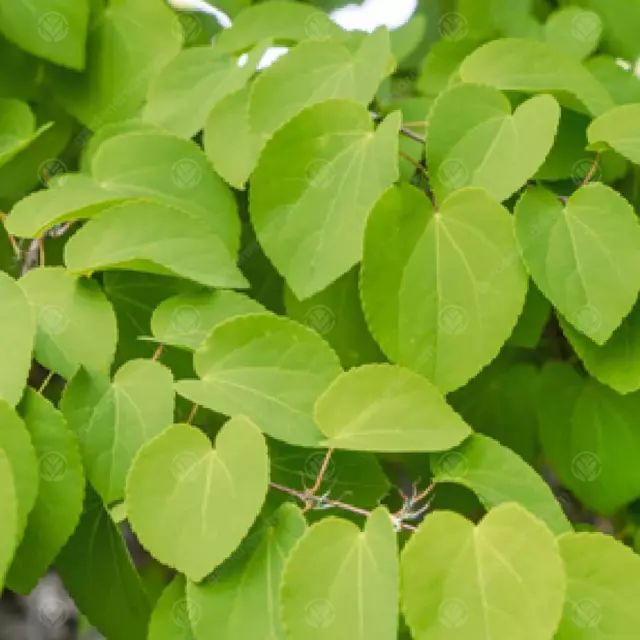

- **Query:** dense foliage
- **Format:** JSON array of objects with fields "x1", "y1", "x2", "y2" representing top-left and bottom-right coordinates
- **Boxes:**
[{"x1": 1, "y1": 0, "x2": 640, "y2": 638}]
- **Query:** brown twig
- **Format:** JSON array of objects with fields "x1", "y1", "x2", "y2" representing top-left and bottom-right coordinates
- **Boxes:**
[
  {"x1": 400, "y1": 151, "x2": 428, "y2": 177},
  {"x1": 152, "y1": 344, "x2": 164, "y2": 361},
  {"x1": 269, "y1": 482, "x2": 418, "y2": 532},
  {"x1": 309, "y1": 448, "x2": 333, "y2": 495},
  {"x1": 582, "y1": 153, "x2": 600, "y2": 185},
  {"x1": 187, "y1": 403, "x2": 199, "y2": 424}
]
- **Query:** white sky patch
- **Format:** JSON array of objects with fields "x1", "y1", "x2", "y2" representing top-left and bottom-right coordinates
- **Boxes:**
[
  {"x1": 171, "y1": 0, "x2": 417, "y2": 68},
  {"x1": 332, "y1": 0, "x2": 417, "y2": 32}
]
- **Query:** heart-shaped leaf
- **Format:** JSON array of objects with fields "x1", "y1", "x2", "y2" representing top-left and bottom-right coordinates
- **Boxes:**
[
  {"x1": 431, "y1": 434, "x2": 571, "y2": 535},
  {"x1": 0, "y1": 271, "x2": 34, "y2": 407},
  {"x1": 361, "y1": 184, "x2": 527, "y2": 392},
  {"x1": 61, "y1": 359, "x2": 174, "y2": 505},
  {"x1": 427, "y1": 83, "x2": 560, "y2": 203},
  {"x1": 401, "y1": 503, "x2": 566, "y2": 640},
  {"x1": 280, "y1": 507, "x2": 398, "y2": 640},
  {"x1": 6, "y1": 390, "x2": 84, "y2": 594},
  {"x1": 19, "y1": 266, "x2": 118, "y2": 379},
  {"x1": 175, "y1": 314, "x2": 342, "y2": 447},
  {"x1": 315, "y1": 364, "x2": 472, "y2": 452},
  {"x1": 250, "y1": 100, "x2": 400, "y2": 299},
  {"x1": 148, "y1": 575, "x2": 194, "y2": 640},
  {"x1": 515, "y1": 184, "x2": 640, "y2": 344},
  {"x1": 126, "y1": 417, "x2": 269, "y2": 582}
]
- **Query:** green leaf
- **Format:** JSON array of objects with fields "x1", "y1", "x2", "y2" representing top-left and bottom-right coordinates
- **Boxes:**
[
  {"x1": 0, "y1": 99, "x2": 51, "y2": 169},
  {"x1": 507, "y1": 283, "x2": 551, "y2": 349},
  {"x1": 215, "y1": 1, "x2": 340, "y2": 53},
  {"x1": 151, "y1": 290, "x2": 266, "y2": 351},
  {"x1": 204, "y1": 86, "x2": 264, "y2": 189},
  {"x1": 0, "y1": 400, "x2": 38, "y2": 540},
  {"x1": 315, "y1": 364, "x2": 472, "y2": 452},
  {"x1": 91, "y1": 131, "x2": 241, "y2": 252},
  {"x1": 0, "y1": 0, "x2": 89, "y2": 70},
  {"x1": 143, "y1": 44, "x2": 263, "y2": 139},
  {"x1": 560, "y1": 301, "x2": 640, "y2": 394},
  {"x1": 49, "y1": 0, "x2": 181, "y2": 127},
  {"x1": 539, "y1": 363, "x2": 640, "y2": 514},
  {"x1": 361, "y1": 184, "x2": 527, "y2": 393},
  {"x1": 148, "y1": 575, "x2": 195, "y2": 640},
  {"x1": 449, "y1": 359, "x2": 540, "y2": 464},
  {"x1": 176, "y1": 314, "x2": 342, "y2": 447},
  {"x1": 64, "y1": 200, "x2": 249, "y2": 289},
  {"x1": 61, "y1": 359, "x2": 174, "y2": 505},
  {"x1": 459, "y1": 38, "x2": 613, "y2": 116},
  {"x1": 401, "y1": 503, "x2": 566, "y2": 640},
  {"x1": 188, "y1": 503, "x2": 307, "y2": 639},
  {"x1": 588, "y1": 104, "x2": 640, "y2": 165},
  {"x1": 390, "y1": 14, "x2": 427, "y2": 65},
  {"x1": 0, "y1": 271, "x2": 35, "y2": 406},
  {"x1": 6, "y1": 174, "x2": 125, "y2": 239},
  {"x1": 280, "y1": 507, "x2": 398, "y2": 640},
  {"x1": 251, "y1": 100, "x2": 400, "y2": 299},
  {"x1": 545, "y1": 7, "x2": 602, "y2": 61},
  {"x1": 250, "y1": 30, "x2": 391, "y2": 138},
  {"x1": 431, "y1": 434, "x2": 571, "y2": 535},
  {"x1": 515, "y1": 184, "x2": 640, "y2": 344},
  {"x1": 556, "y1": 532, "x2": 640, "y2": 637},
  {"x1": 269, "y1": 442, "x2": 390, "y2": 513},
  {"x1": 126, "y1": 417, "x2": 269, "y2": 582},
  {"x1": 427, "y1": 84, "x2": 560, "y2": 202},
  {"x1": 6, "y1": 389, "x2": 84, "y2": 594},
  {"x1": 284, "y1": 268, "x2": 383, "y2": 369},
  {"x1": 0, "y1": 449, "x2": 17, "y2": 592},
  {"x1": 56, "y1": 486, "x2": 151, "y2": 640},
  {"x1": 19, "y1": 266, "x2": 118, "y2": 378}
]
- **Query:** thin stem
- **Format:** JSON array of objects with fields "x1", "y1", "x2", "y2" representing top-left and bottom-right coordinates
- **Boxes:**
[
  {"x1": 269, "y1": 482, "x2": 418, "y2": 532},
  {"x1": 582, "y1": 153, "x2": 600, "y2": 185},
  {"x1": 370, "y1": 111, "x2": 425, "y2": 145},
  {"x1": 187, "y1": 403, "x2": 199, "y2": 424},
  {"x1": 39, "y1": 239, "x2": 45, "y2": 266},
  {"x1": 310, "y1": 448, "x2": 333, "y2": 494},
  {"x1": 400, "y1": 151, "x2": 428, "y2": 177},
  {"x1": 413, "y1": 482, "x2": 435, "y2": 505},
  {"x1": 152, "y1": 344, "x2": 164, "y2": 361},
  {"x1": 0, "y1": 213, "x2": 19, "y2": 258},
  {"x1": 402, "y1": 121, "x2": 429, "y2": 128},
  {"x1": 38, "y1": 371, "x2": 54, "y2": 394}
]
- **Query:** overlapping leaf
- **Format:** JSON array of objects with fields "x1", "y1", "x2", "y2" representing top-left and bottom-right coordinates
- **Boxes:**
[
  {"x1": 430, "y1": 434, "x2": 571, "y2": 535},
  {"x1": 61, "y1": 359, "x2": 174, "y2": 505},
  {"x1": 0, "y1": 99, "x2": 52, "y2": 169},
  {"x1": 427, "y1": 83, "x2": 560, "y2": 203},
  {"x1": 250, "y1": 100, "x2": 400, "y2": 299},
  {"x1": 281, "y1": 507, "x2": 398, "y2": 640},
  {"x1": 401, "y1": 503, "x2": 566, "y2": 640},
  {"x1": 126, "y1": 418, "x2": 269, "y2": 582},
  {"x1": 515, "y1": 184, "x2": 640, "y2": 344},
  {"x1": 175, "y1": 314, "x2": 342, "y2": 446},
  {"x1": 19, "y1": 267, "x2": 118, "y2": 378},
  {"x1": 315, "y1": 364, "x2": 472, "y2": 451},
  {"x1": 188, "y1": 503, "x2": 307, "y2": 639},
  {"x1": 362, "y1": 184, "x2": 527, "y2": 393},
  {"x1": 7, "y1": 390, "x2": 84, "y2": 594}
]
